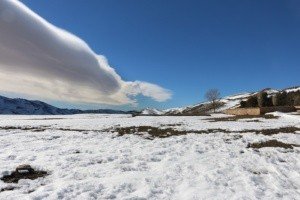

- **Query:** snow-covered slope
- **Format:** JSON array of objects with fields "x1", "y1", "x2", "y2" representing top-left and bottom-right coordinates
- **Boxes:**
[
  {"x1": 145, "y1": 86, "x2": 300, "y2": 116},
  {"x1": 158, "y1": 92, "x2": 254, "y2": 116},
  {"x1": 0, "y1": 95, "x2": 129, "y2": 115}
]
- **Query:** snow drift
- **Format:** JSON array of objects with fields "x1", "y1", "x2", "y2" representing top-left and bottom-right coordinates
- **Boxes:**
[{"x1": 0, "y1": 0, "x2": 171, "y2": 105}]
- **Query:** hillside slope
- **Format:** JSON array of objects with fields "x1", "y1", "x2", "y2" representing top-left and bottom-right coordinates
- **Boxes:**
[
  {"x1": 0, "y1": 95, "x2": 129, "y2": 115},
  {"x1": 142, "y1": 86, "x2": 300, "y2": 116}
]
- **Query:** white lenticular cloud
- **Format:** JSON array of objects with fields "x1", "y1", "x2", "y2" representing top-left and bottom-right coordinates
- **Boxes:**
[
  {"x1": 125, "y1": 81, "x2": 172, "y2": 102},
  {"x1": 0, "y1": 0, "x2": 172, "y2": 105}
]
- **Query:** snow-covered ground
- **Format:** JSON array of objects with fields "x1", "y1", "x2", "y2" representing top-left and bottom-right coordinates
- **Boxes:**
[{"x1": 0, "y1": 113, "x2": 299, "y2": 199}]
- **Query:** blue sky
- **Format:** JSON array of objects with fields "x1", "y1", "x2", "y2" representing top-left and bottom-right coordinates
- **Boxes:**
[{"x1": 11, "y1": 0, "x2": 300, "y2": 110}]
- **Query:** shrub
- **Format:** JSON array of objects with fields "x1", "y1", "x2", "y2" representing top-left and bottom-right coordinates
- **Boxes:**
[
  {"x1": 294, "y1": 94, "x2": 300, "y2": 106},
  {"x1": 272, "y1": 92, "x2": 287, "y2": 106},
  {"x1": 265, "y1": 96, "x2": 273, "y2": 107},
  {"x1": 286, "y1": 93, "x2": 294, "y2": 106},
  {"x1": 245, "y1": 96, "x2": 258, "y2": 107},
  {"x1": 272, "y1": 91, "x2": 300, "y2": 106},
  {"x1": 280, "y1": 91, "x2": 287, "y2": 106},
  {"x1": 240, "y1": 101, "x2": 246, "y2": 108},
  {"x1": 257, "y1": 92, "x2": 268, "y2": 107},
  {"x1": 286, "y1": 91, "x2": 300, "y2": 106}
]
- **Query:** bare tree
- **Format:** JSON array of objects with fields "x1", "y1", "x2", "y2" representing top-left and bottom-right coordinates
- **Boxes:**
[{"x1": 205, "y1": 89, "x2": 220, "y2": 113}]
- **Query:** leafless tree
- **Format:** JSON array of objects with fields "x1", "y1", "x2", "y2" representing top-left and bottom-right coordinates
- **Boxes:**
[{"x1": 205, "y1": 89, "x2": 220, "y2": 113}]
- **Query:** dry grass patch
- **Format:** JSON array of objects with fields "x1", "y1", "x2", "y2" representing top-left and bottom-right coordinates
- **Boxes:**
[
  {"x1": 247, "y1": 140, "x2": 300, "y2": 149},
  {"x1": 161, "y1": 123, "x2": 183, "y2": 127},
  {"x1": 112, "y1": 126, "x2": 300, "y2": 139},
  {"x1": 1, "y1": 125, "x2": 298, "y2": 139},
  {"x1": 1, "y1": 166, "x2": 48, "y2": 183},
  {"x1": 113, "y1": 126, "x2": 227, "y2": 139},
  {"x1": 0, "y1": 186, "x2": 19, "y2": 192},
  {"x1": 0, "y1": 126, "x2": 50, "y2": 132},
  {"x1": 252, "y1": 127, "x2": 300, "y2": 135},
  {"x1": 206, "y1": 114, "x2": 279, "y2": 122},
  {"x1": 24, "y1": 118, "x2": 64, "y2": 120}
]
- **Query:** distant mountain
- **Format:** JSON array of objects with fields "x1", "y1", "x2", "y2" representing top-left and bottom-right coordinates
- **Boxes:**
[
  {"x1": 141, "y1": 86, "x2": 300, "y2": 116},
  {"x1": 140, "y1": 108, "x2": 163, "y2": 116},
  {"x1": 0, "y1": 95, "x2": 132, "y2": 115}
]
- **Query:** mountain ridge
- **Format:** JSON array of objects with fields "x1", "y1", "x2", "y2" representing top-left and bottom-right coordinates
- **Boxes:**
[{"x1": 0, "y1": 95, "x2": 133, "y2": 115}]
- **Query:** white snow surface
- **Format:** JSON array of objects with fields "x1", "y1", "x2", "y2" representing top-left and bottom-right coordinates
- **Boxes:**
[
  {"x1": 0, "y1": 113, "x2": 299, "y2": 199},
  {"x1": 285, "y1": 87, "x2": 300, "y2": 93}
]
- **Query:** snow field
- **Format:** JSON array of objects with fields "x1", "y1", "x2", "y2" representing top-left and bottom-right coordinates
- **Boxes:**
[{"x1": 0, "y1": 113, "x2": 299, "y2": 199}]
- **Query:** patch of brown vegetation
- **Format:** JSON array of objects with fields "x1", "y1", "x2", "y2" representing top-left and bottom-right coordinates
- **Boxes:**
[
  {"x1": 1, "y1": 166, "x2": 48, "y2": 183},
  {"x1": 249, "y1": 126, "x2": 300, "y2": 135},
  {"x1": 24, "y1": 118, "x2": 64, "y2": 120},
  {"x1": 247, "y1": 140, "x2": 300, "y2": 149},
  {"x1": 263, "y1": 115, "x2": 279, "y2": 119},
  {"x1": 0, "y1": 126, "x2": 98, "y2": 133},
  {"x1": 112, "y1": 126, "x2": 300, "y2": 139},
  {"x1": 56, "y1": 128, "x2": 95, "y2": 132},
  {"x1": 1, "y1": 124, "x2": 298, "y2": 139},
  {"x1": 115, "y1": 126, "x2": 189, "y2": 139},
  {"x1": 0, "y1": 126, "x2": 50, "y2": 132},
  {"x1": 0, "y1": 185, "x2": 18, "y2": 192},
  {"x1": 161, "y1": 123, "x2": 183, "y2": 127},
  {"x1": 113, "y1": 126, "x2": 228, "y2": 139},
  {"x1": 206, "y1": 114, "x2": 279, "y2": 122}
]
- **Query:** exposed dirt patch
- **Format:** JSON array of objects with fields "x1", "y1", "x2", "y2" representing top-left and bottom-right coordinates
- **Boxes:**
[
  {"x1": 206, "y1": 114, "x2": 279, "y2": 122},
  {"x1": 247, "y1": 140, "x2": 300, "y2": 149}
]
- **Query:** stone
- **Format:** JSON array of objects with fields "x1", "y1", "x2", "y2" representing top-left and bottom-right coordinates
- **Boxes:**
[{"x1": 16, "y1": 164, "x2": 34, "y2": 174}]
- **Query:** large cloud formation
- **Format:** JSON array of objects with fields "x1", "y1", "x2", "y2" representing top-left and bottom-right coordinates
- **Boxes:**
[{"x1": 0, "y1": 0, "x2": 171, "y2": 105}]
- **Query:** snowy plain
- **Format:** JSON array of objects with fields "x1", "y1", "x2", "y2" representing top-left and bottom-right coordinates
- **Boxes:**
[{"x1": 0, "y1": 113, "x2": 299, "y2": 200}]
